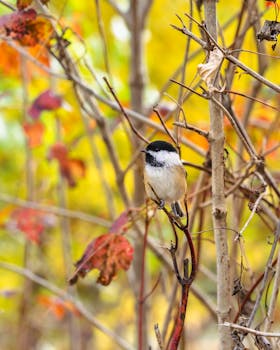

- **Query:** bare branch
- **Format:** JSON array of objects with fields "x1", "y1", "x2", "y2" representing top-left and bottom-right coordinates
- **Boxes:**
[
  {"x1": 222, "y1": 322, "x2": 280, "y2": 338},
  {"x1": 0, "y1": 192, "x2": 111, "y2": 227}
]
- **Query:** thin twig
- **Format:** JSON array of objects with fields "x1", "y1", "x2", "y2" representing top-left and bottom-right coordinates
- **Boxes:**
[
  {"x1": 153, "y1": 107, "x2": 177, "y2": 145},
  {"x1": 222, "y1": 322, "x2": 280, "y2": 338},
  {"x1": 245, "y1": 221, "x2": 280, "y2": 329},
  {"x1": 239, "y1": 190, "x2": 266, "y2": 237},
  {"x1": 103, "y1": 77, "x2": 149, "y2": 144},
  {"x1": 0, "y1": 192, "x2": 111, "y2": 227},
  {"x1": 94, "y1": 0, "x2": 111, "y2": 78},
  {"x1": 264, "y1": 246, "x2": 280, "y2": 331},
  {"x1": 154, "y1": 323, "x2": 164, "y2": 350}
]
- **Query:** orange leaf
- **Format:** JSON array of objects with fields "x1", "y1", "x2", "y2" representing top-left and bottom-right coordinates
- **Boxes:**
[
  {"x1": 38, "y1": 295, "x2": 80, "y2": 319},
  {"x1": 28, "y1": 45, "x2": 50, "y2": 68},
  {"x1": 265, "y1": 1, "x2": 276, "y2": 8},
  {"x1": 17, "y1": 0, "x2": 50, "y2": 9},
  {"x1": 19, "y1": 16, "x2": 53, "y2": 47},
  {"x1": 60, "y1": 159, "x2": 86, "y2": 187},
  {"x1": 16, "y1": 0, "x2": 33, "y2": 10},
  {"x1": 38, "y1": 295, "x2": 66, "y2": 320},
  {"x1": 23, "y1": 120, "x2": 45, "y2": 148},
  {"x1": 0, "y1": 42, "x2": 20, "y2": 76},
  {"x1": 69, "y1": 233, "x2": 134, "y2": 286}
]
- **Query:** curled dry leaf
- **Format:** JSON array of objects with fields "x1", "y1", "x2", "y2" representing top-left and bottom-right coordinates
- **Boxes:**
[
  {"x1": 69, "y1": 210, "x2": 133, "y2": 285},
  {"x1": 28, "y1": 89, "x2": 62, "y2": 119},
  {"x1": 69, "y1": 233, "x2": 134, "y2": 286},
  {"x1": 197, "y1": 48, "x2": 223, "y2": 90}
]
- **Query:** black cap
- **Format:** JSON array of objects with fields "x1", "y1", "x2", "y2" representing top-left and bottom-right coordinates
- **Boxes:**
[{"x1": 146, "y1": 140, "x2": 177, "y2": 153}]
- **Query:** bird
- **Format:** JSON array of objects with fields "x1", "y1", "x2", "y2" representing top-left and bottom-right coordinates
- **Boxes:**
[{"x1": 142, "y1": 140, "x2": 187, "y2": 217}]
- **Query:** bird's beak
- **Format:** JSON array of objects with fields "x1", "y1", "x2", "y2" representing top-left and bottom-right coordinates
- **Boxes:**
[{"x1": 141, "y1": 149, "x2": 147, "y2": 153}]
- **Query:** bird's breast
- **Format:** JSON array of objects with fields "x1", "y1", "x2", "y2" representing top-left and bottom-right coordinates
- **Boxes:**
[{"x1": 144, "y1": 165, "x2": 186, "y2": 202}]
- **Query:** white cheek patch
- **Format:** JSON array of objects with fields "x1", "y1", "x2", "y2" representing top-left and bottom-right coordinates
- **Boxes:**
[{"x1": 149, "y1": 150, "x2": 181, "y2": 166}]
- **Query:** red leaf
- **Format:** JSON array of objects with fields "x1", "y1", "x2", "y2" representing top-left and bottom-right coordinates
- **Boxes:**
[
  {"x1": 11, "y1": 208, "x2": 44, "y2": 243},
  {"x1": 28, "y1": 90, "x2": 62, "y2": 119},
  {"x1": 9, "y1": 208, "x2": 55, "y2": 244},
  {"x1": 48, "y1": 142, "x2": 68, "y2": 161},
  {"x1": 69, "y1": 233, "x2": 134, "y2": 286},
  {"x1": 0, "y1": 9, "x2": 53, "y2": 47},
  {"x1": 109, "y1": 211, "x2": 130, "y2": 234},
  {"x1": 0, "y1": 9, "x2": 36, "y2": 30},
  {"x1": 48, "y1": 143, "x2": 86, "y2": 187},
  {"x1": 23, "y1": 120, "x2": 45, "y2": 148}
]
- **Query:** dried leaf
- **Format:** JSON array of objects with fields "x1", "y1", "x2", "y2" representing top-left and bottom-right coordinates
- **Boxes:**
[
  {"x1": 23, "y1": 120, "x2": 45, "y2": 148},
  {"x1": 21, "y1": 16, "x2": 52, "y2": 46},
  {"x1": 0, "y1": 9, "x2": 36, "y2": 32},
  {"x1": 0, "y1": 9, "x2": 53, "y2": 47},
  {"x1": 28, "y1": 90, "x2": 62, "y2": 119},
  {"x1": 198, "y1": 48, "x2": 223, "y2": 89},
  {"x1": 69, "y1": 233, "x2": 134, "y2": 286}
]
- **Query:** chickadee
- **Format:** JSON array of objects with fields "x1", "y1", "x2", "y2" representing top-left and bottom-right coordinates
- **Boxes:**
[{"x1": 142, "y1": 140, "x2": 187, "y2": 217}]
